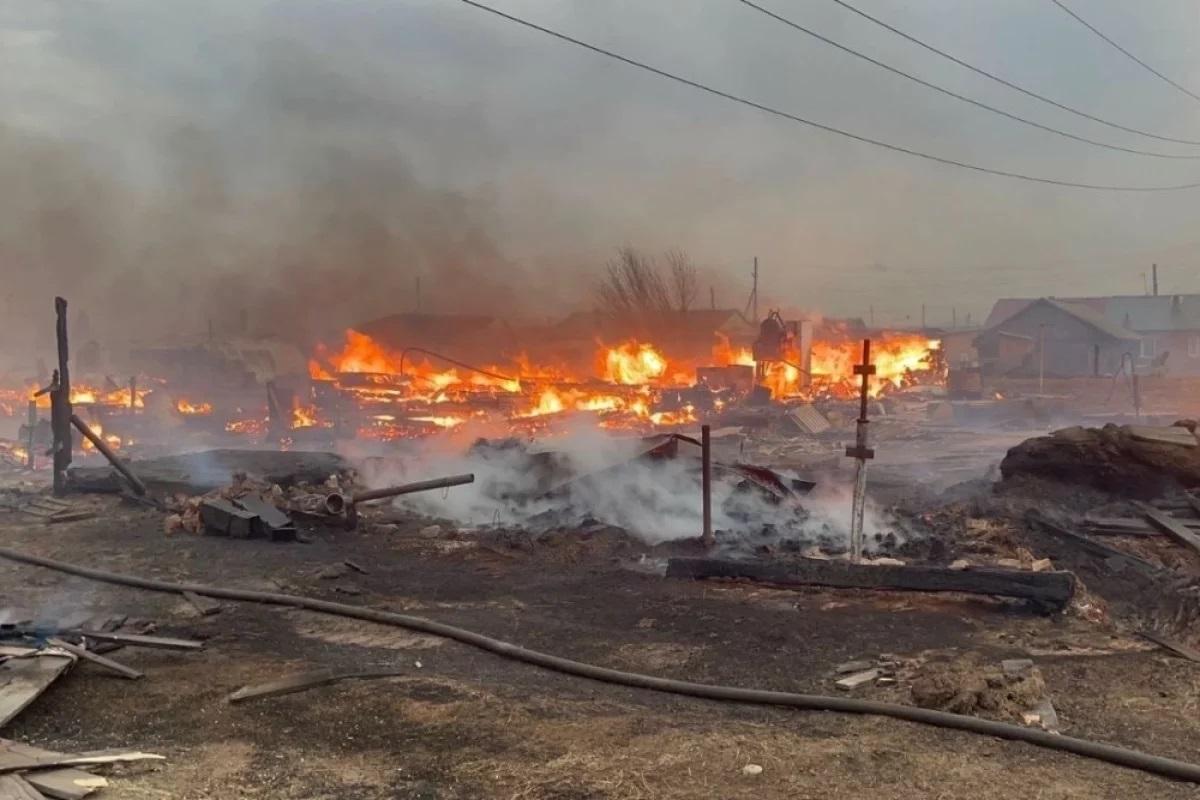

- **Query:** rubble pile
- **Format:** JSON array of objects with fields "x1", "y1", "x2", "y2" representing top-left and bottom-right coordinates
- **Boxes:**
[{"x1": 1001, "y1": 423, "x2": 1200, "y2": 498}]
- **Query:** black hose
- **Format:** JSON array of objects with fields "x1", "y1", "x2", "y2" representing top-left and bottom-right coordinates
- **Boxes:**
[{"x1": 3, "y1": 546, "x2": 1198, "y2": 783}]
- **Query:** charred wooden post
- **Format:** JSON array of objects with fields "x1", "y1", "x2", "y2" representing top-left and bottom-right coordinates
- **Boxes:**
[
  {"x1": 846, "y1": 339, "x2": 875, "y2": 562},
  {"x1": 701, "y1": 424, "x2": 713, "y2": 547},
  {"x1": 325, "y1": 473, "x2": 475, "y2": 529},
  {"x1": 25, "y1": 400, "x2": 36, "y2": 470},
  {"x1": 70, "y1": 413, "x2": 147, "y2": 496},
  {"x1": 51, "y1": 297, "x2": 72, "y2": 496},
  {"x1": 667, "y1": 557, "x2": 1075, "y2": 611},
  {"x1": 129, "y1": 376, "x2": 137, "y2": 410}
]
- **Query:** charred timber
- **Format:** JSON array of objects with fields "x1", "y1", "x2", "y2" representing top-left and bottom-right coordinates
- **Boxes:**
[
  {"x1": 666, "y1": 556, "x2": 1075, "y2": 611},
  {"x1": 69, "y1": 413, "x2": 147, "y2": 496},
  {"x1": 324, "y1": 473, "x2": 476, "y2": 527}
]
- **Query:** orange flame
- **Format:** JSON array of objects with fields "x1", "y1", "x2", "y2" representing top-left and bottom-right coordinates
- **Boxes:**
[
  {"x1": 601, "y1": 341, "x2": 668, "y2": 385},
  {"x1": 175, "y1": 398, "x2": 213, "y2": 416}
]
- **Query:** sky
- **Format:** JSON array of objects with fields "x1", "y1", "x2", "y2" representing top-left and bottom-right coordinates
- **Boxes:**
[{"x1": 2, "y1": 0, "x2": 1200, "y2": 355}]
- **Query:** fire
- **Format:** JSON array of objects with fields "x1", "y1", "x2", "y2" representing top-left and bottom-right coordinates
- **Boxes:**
[
  {"x1": 811, "y1": 334, "x2": 939, "y2": 396},
  {"x1": 292, "y1": 403, "x2": 332, "y2": 429},
  {"x1": 410, "y1": 415, "x2": 466, "y2": 429},
  {"x1": 602, "y1": 341, "x2": 668, "y2": 385},
  {"x1": 79, "y1": 420, "x2": 122, "y2": 452},
  {"x1": 175, "y1": 398, "x2": 213, "y2": 415}
]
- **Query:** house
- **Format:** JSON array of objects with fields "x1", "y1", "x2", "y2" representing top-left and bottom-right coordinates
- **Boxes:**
[
  {"x1": 974, "y1": 298, "x2": 1140, "y2": 377},
  {"x1": 984, "y1": 294, "x2": 1200, "y2": 375}
]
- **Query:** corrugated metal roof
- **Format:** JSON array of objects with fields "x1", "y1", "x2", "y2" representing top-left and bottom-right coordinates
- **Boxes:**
[{"x1": 985, "y1": 294, "x2": 1200, "y2": 332}]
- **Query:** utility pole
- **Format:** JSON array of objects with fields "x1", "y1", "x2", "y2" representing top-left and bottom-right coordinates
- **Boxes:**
[
  {"x1": 1038, "y1": 323, "x2": 1047, "y2": 394},
  {"x1": 1152, "y1": 263, "x2": 1159, "y2": 296},
  {"x1": 710, "y1": 286, "x2": 715, "y2": 310},
  {"x1": 752, "y1": 257, "x2": 759, "y2": 322}
]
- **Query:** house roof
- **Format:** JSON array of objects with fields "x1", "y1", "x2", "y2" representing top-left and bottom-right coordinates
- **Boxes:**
[
  {"x1": 552, "y1": 309, "x2": 756, "y2": 341},
  {"x1": 985, "y1": 294, "x2": 1200, "y2": 332},
  {"x1": 978, "y1": 297, "x2": 1140, "y2": 343}
]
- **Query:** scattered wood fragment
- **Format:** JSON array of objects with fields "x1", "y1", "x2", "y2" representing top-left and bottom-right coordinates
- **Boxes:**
[
  {"x1": 74, "y1": 631, "x2": 202, "y2": 651},
  {"x1": 1137, "y1": 630, "x2": 1200, "y2": 663},
  {"x1": 342, "y1": 560, "x2": 369, "y2": 575},
  {"x1": 182, "y1": 591, "x2": 221, "y2": 617},
  {"x1": 666, "y1": 556, "x2": 1076, "y2": 610},
  {"x1": 0, "y1": 774, "x2": 46, "y2": 800},
  {"x1": 835, "y1": 660, "x2": 874, "y2": 675},
  {"x1": 0, "y1": 649, "x2": 75, "y2": 728},
  {"x1": 45, "y1": 640, "x2": 141, "y2": 681},
  {"x1": 0, "y1": 742, "x2": 103, "y2": 800},
  {"x1": 0, "y1": 750, "x2": 163, "y2": 775},
  {"x1": 227, "y1": 669, "x2": 405, "y2": 703},
  {"x1": 1026, "y1": 510, "x2": 1164, "y2": 578},
  {"x1": 1138, "y1": 504, "x2": 1200, "y2": 558},
  {"x1": 835, "y1": 669, "x2": 879, "y2": 690}
]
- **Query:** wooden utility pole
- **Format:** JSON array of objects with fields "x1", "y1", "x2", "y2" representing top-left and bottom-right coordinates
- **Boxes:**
[
  {"x1": 752, "y1": 257, "x2": 758, "y2": 322},
  {"x1": 1152, "y1": 263, "x2": 1159, "y2": 296},
  {"x1": 51, "y1": 297, "x2": 72, "y2": 496}
]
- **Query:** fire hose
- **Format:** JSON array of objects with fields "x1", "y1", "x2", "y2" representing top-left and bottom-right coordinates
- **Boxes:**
[{"x1": 1, "y1": 546, "x2": 1198, "y2": 784}]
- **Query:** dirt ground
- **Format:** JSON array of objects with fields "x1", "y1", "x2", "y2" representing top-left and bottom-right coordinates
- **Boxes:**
[{"x1": 1, "y1": 486, "x2": 1199, "y2": 800}]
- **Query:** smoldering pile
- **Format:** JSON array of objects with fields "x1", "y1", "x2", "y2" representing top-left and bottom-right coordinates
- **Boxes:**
[{"x1": 379, "y1": 431, "x2": 909, "y2": 555}]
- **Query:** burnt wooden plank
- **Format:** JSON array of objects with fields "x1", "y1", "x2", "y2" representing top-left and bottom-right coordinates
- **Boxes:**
[
  {"x1": 199, "y1": 498, "x2": 257, "y2": 539},
  {"x1": 74, "y1": 632, "x2": 202, "y2": 651},
  {"x1": 0, "y1": 774, "x2": 46, "y2": 800},
  {"x1": 0, "y1": 743, "x2": 103, "y2": 800},
  {"x1": 666, "y1": 556, "x2": 1075, "y2": 610},
  {"x1": 1027, "y1": 511, "x2": 1165, "y2": 578},
  {"x1": 182, "y1": 591, "x2": 221, "y2": 617},
  {"x1": 1138, "y1": 630, "x2": 1200, "y2": 663},
  {"x1": 0, "y1": 650, "x2": 74, "y2": 729},
  {"x1": 228, "y1": 669, "x2": 405, "y2": 703},
  {"x1": 45, "y1": 640, "x2": 141, "y2": 681},
  {"x1": 1138, "y1": 504, "x2": 1200, "y2": 558}
]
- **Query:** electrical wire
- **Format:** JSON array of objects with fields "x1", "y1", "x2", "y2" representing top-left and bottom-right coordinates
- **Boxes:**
[
  {"x1": 827, "y1": 0, "x2": 1200, "y2": 147},
  {"x1": 736, "y1": 0, "x2": 1198, "y2": 160},
  {"x1": 3, "y1": 546, "x2": 1200, "y2": 784},
  {"x1": 1049, "y1": 0, "x2": 1200, "y2": 106},
  {"x1": 454, "y1": 0, "x2": 1200, "y2": 192}
]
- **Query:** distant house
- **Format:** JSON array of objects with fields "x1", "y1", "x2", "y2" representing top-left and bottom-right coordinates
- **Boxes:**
[
  {"x1": 975, "y1": 298, "x2": 1140, "y2": 377},
  {"x1": 984, "y1": 294, "x2": 1200, "y2": 375}
]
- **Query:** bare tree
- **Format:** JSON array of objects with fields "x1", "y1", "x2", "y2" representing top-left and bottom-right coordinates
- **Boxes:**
[
  {"x1": 664, "y1": 249, "x2": 698, "y2": 313},
  {"x1": 595, "y1": 246, "x2": 705, "y2": 319},
  {"x1": 596, "y1": 246, "x2": 671, "y2": 316}
]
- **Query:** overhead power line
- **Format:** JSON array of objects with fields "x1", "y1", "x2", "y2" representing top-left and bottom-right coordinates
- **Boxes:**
[
  {"x1": 454, "y1": 0, "x2": 1200, "y2": 191},
  {"x1": 737, "y1": 0, "x2": 1198, "y2": 159},
  {"x1": 828, "y1": 0, "x2": 1200, "y2": 147},
  {"x1": 1050, "y1": 0, "x2": 1200, "y2": 106}
]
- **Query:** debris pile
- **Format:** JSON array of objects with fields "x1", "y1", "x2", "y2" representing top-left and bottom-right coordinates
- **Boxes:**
[
  {"x1": 910, "y1": 656, "x2": 1058, "y2": 731},
  {"x1": 1001, "y1": 423, "x2": 1200, "y2": 498}
]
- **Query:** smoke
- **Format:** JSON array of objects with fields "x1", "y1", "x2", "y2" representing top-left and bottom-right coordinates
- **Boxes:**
[
  {"x1": 355, "y1": 424, "x2": 904, "y2": 552},
  {"x1": 7, "y1": 0, "x2": 1191, "y2": 369}
]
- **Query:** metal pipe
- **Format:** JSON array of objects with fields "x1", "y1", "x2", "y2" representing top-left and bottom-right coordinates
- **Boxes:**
[
  {"x1": 69, "y1": 413, "x2": 147, "y2": 496},
  {"x1": 701, "y1": 424, "x2": 713, "y2": 547},
  {"x1": 3, "y1": 546, "x2": 1200, "y2": 784}
]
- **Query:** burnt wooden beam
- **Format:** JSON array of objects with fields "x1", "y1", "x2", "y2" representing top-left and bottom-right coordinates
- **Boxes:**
[
  {"x1": 69, "y1": 414, "x2": 146, "y2": 496},
  {"x1": 666, "y1": 556, "x2": 1075, "y2": 611},
  {"x1": 1138, "y1": 504, "x2": 1200, "y2": 559},
  {"x1": 51, "y1": 298, "x2": 72, "y2": 496}
]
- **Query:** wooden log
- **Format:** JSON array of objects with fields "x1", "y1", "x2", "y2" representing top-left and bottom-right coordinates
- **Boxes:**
[
  {"x1": 1137, "y1": 630, "x2": 1200, "y2": 663},
  {"x1": 74, "y1": 631, "x2": 203, "y2": 651},
  {"x1": 1138, "y1": 504, "x2": 1200, "y2": 558},
  {"x1": 666, "y1": 556, "x2": 1075, "y2": 610}
]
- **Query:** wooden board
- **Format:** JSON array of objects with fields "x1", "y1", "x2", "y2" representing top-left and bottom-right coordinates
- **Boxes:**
[
  {"x1": 0, "y1": 652, "x2": 74, "y2": 729},
  {"x1": 1027, "y1": 511, "x2": 1165, "y2": 578},
  {"x1": 0, "y1": 743, "x2": 103, "y2": 800},
  {"x1": 666, "y1": 557, "x2": 1075, "y2": 610},
  {"x1": 1139, "y1": 504, "x2": 1200, "y2": 558},
  {"x1": 0, "y1": 774, "x2": 45, "y2": 800}
]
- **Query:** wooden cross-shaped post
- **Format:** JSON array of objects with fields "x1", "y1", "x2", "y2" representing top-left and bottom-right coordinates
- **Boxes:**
[{"x1": 846, "y1": 339, "x2": 876, "y2": 562}]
